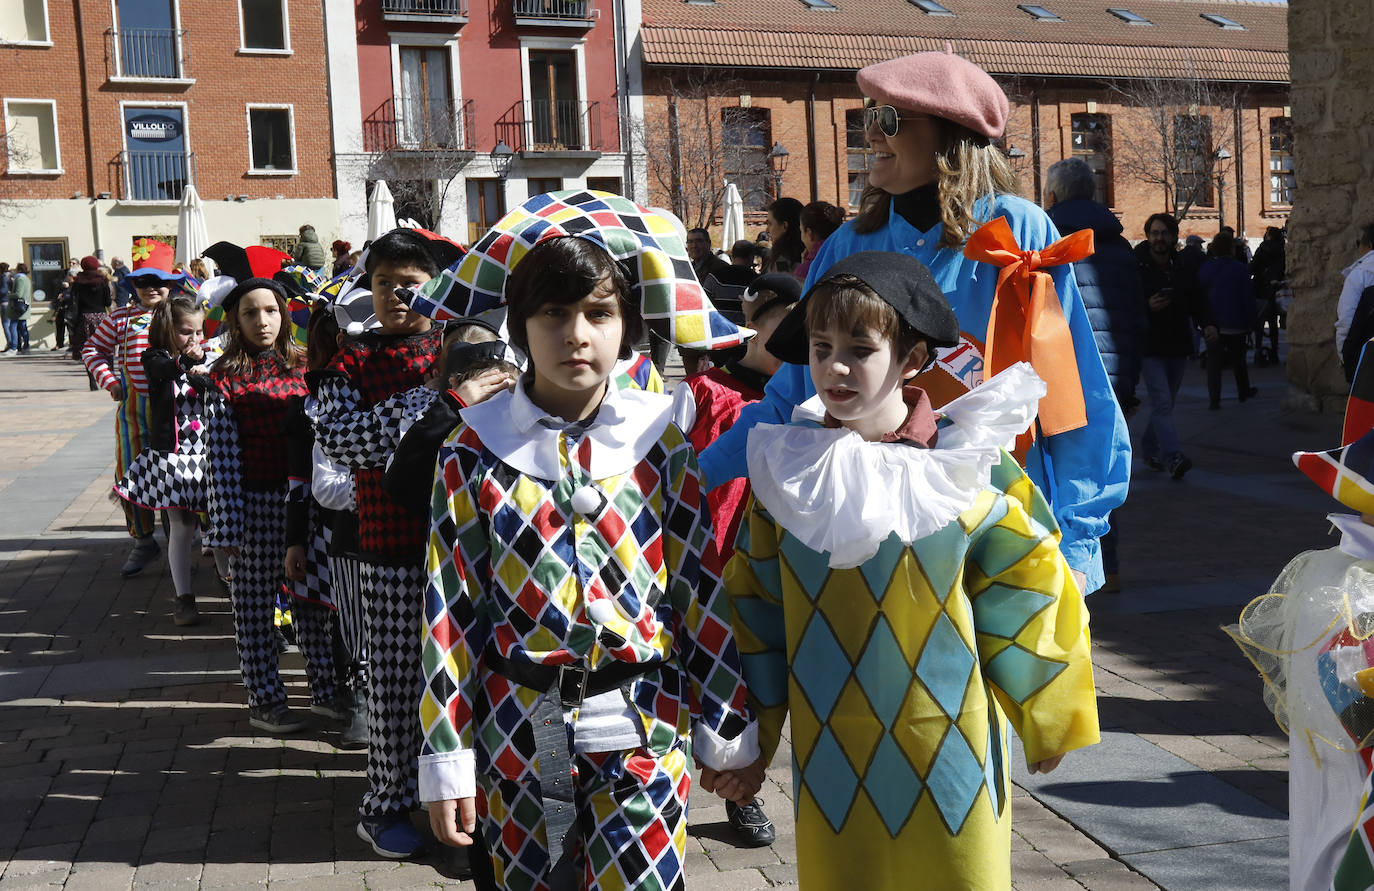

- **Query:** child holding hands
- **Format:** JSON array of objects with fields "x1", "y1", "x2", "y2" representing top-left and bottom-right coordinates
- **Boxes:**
[
  {"x1": 417, "y1": 192, "x2": 760, "y2": 891},
  {"x1": 722, "y1": 251, "x2": 1099, "y2": 890}
]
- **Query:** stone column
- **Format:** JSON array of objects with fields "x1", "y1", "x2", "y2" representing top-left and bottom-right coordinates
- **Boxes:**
[{"x1": 1285, "y1": 0, "x2": 1374, "y2": 410}]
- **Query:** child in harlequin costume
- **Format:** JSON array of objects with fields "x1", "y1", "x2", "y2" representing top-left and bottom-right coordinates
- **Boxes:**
[
  {"x1": 1228, "y1": 344, "x2": 1374, "y2": 891},
  {"x1": 415, "y1": 191, "x2": 759, "y2": 891},
  {"x1": 113, "y1": 294, "x2": 212, "y2": 627},
  {"x1": 84, "y1": 238, "x2": 187, "y2": 577},
  {"x1": 722, "y1": 252, "x2": 1099, "y2": 891},
  {"x1": 308, "y1": 228, "x2": 462, "y2": 860},
  {"x1": 200, "y1": 242, "x2": 340, "y2": 736}
]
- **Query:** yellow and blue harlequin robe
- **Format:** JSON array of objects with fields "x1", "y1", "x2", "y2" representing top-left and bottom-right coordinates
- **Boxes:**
[
  {"x1": 419, "y1": 379, "x2": 758, "y2": 805},
  {"x1": 727, "y1": 449, "x2": 1098, "y2": 891}
]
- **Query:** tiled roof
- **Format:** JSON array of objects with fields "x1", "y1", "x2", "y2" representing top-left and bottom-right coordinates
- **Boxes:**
[{"x1": 641, "y1": 0, "x2": 1288, "y2": 82}]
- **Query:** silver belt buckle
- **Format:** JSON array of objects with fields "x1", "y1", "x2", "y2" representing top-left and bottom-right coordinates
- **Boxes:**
[{"x1": 558, "y1": 664, "x2": 589, "y2": 709}]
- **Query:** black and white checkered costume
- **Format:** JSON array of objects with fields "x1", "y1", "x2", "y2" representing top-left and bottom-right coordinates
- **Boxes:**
[
  {"x1": 359, "y1": 560, "x2": 425, "y2": 819},
  {"x1": 312, "y1": 381, "x2": 438, "y2": 820},
  {"x1": 204, "y1": 392, "x2": 338, "y2": 710},
  {"x1": 116, "y1": 375, "x2": 209, "y2": 511}
]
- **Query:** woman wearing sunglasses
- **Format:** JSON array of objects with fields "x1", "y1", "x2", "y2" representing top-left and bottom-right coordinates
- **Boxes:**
[{"x1": 698, "y1": 50, "x2": 1128, "y2": 598}]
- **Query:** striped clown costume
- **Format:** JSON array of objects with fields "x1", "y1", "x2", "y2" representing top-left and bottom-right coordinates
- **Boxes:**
[{"x1": 421, "y1": 379, "x2": 759, "y2": 891}]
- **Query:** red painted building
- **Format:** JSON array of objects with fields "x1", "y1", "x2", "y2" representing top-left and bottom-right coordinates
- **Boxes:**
[{"x1": 328, "y1": 0, "x2": 642, "y2": 245}]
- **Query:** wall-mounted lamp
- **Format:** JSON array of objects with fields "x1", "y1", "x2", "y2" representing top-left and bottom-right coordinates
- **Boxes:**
[
  {"x1": 71, "y1": 191, "x2": 82, "y2": 199},
  {"x1": 491, "y1": 140, "x2": 515, "y2": 179},
  {"x1": 236, "y1": 195, "x2": 249, "y2": 202},
  {"x1": 96, "y1": 191, "x2": 111, "y2": 200},
  {"x1": 225, "y1": 195, "x2": 234, "y2": 201},
  {"x1": 1007, "y1": 146, "x2": 1027, "y2": 160}
]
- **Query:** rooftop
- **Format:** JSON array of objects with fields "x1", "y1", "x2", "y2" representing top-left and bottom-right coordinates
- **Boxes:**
[{"x1": 641, "y1": 0, "x2": 1288, "y2": 81}]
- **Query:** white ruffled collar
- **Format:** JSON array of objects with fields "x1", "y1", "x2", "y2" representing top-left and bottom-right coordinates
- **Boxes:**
[
  {"x1": 460, "y1": 376, "x2": 673, "y2": 479},
  {"x1": 748, "y1": 363, "x2": 1045, "y2": 569},
  {"x1": 1332, "y1": 513, "x2": 1374, "y2": 562}
]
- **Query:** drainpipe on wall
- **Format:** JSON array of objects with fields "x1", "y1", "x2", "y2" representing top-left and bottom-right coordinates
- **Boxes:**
[
  {"x1": 807, "y1": 72, "x2": 819, "y2": 203},
  {"x1": 1233, "y1": 94, "x2": 1246, "y2": 243},
  {"x1": 1031, "y1": 85, "x2": 1043, "y2": 205}
]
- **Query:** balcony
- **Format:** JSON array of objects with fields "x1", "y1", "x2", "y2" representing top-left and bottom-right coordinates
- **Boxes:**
[
  {"x1": 363, "y1": 97, "x2": 475, "y2": 155},
  {"x1": 381, "y1": 0, "x2": 467, "y2": 22},
  {"x1": 118, "y1": 150, "x2": 196, "y2": 202},
  {"x1": 105, "y1": 28, "x2": 191, "y2": 82},
  {"x1": 512, "y1": 0, "x2": 593, "y2": 26},
  {"x1": 496, "y1": 100, "x2": 602, "y2": 157}
]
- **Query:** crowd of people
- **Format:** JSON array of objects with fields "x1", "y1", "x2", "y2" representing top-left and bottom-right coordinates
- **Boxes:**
[{"x1": 42, "y1": 45, "x2": 1345, "y2": 891}]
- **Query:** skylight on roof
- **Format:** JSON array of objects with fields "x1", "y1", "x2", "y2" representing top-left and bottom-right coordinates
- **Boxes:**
[
  {"x1": 910, "y1": 0, "x2": 955, "y2": 15},
  {"x1": 1018, "y1": 3, "x2": 1063, "y2": 20},
  {"x1": 1201, "y1": 12, "x2": 1245, "y2": 29},
  {"x1": 801, "y1": 0, "x2": 837, "y2": 9},
  {"x1": 1107, "y1": 7, "x2": 1152, "y2": 24}
]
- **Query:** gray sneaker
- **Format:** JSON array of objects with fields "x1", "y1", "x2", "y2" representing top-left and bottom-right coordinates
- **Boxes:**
[
  {"x1": 121, "y1": 538, "x2": 161, "y2": 577},
  {"x1": 248, "y1": 702, "x2": 307, "y2": 734},
  {"x1": 172, "y1": 595, "x2": 200, "y2": 627},
  {"x1": 311, "y1": 693, "x2": 352, "y2": 720}
]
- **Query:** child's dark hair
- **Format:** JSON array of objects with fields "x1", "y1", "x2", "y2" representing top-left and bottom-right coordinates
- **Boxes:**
[
  {"x1": 805, "y1": 275, "x2": 924, "y2": 359},
  {"x1": 504, "y1": 237, "x2": 643, "y2": 360},
  {"x1": 365, "y1": 230, "x2": 439, "y2": 278},
  {"x1": 147, "y1": 294, "x2": 204, "y2": 354},
  {"x1": 306, "y1": 302, "x2": 341, "y2": 371}
]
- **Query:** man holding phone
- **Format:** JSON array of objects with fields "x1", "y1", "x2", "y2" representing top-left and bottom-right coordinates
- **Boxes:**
[{"x1": 1134, "y1": 212, "x2": 1217, "y2": 480}]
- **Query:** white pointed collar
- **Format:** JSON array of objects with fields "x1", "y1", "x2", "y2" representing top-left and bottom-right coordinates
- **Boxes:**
[{"x1": 461, "y1": 376, "x2": 672, "y2": 480}]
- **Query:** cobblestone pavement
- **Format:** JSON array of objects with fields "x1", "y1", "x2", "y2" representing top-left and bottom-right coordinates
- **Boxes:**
[{"x1": 0, "y1": 345, "x2": 1334, "y2": 889}]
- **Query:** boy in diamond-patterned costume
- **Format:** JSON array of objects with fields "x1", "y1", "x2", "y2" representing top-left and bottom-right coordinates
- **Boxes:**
[
  {"x1": 418, "y1": 195, "x2": 759, "y2": 890},
  {"x1": 722, "y1": 252, "x2": 1099, "y2": 890}
]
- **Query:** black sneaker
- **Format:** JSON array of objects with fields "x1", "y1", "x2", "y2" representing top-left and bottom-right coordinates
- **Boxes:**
[
  {"x1": 172, "y1": 595, "x2": 200, "y2": 627},
  {"x1": 311, "y1": 693, "x2": 352, "y2": 720},
  {"x1": 121, "y1": 537, "x2": 161, "y2": 577},
  {"x1": 725, "y1": 798, "x2": 776, "y2": 847},
  {"x1": 339, "y1": 704, "x2": 369, "y2": 750},
  {"x1": 1169, "y1": 454, "x2": 1193, "y2": 480},
  {"x1": 248, "y1": 702, "x2": 307, "y2": 734}
]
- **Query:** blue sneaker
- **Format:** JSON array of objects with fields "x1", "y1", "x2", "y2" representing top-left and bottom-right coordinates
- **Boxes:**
[{"x1": 357, "y1": 816, "x2": 424, "y2": 859}]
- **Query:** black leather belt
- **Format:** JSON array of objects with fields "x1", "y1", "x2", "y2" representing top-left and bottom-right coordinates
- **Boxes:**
[{"x1": 483, "y1": 646, "x2": 660, "y2": 708}]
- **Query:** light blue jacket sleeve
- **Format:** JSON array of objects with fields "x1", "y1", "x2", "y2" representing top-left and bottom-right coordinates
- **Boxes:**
[{"x1": 1016, "y1": 208, "x2": 1131, "y2": 592}]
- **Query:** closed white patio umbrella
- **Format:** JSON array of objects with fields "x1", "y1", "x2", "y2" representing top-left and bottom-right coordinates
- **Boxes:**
[
  {"x1": 175, "y1": 185, "x2": 212, "y2": 273},
  {"x1": 367, "y1": 180, "x2": 397, "y2": 242}
]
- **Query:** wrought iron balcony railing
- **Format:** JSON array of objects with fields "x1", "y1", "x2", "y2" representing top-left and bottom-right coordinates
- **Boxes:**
[
  {"x1": 381, "y1": 0, "x2": 468, "y2": 19},
  {"x1": 495, "y1": 100, "x2": 603, "y2": 153},
  {"x1": 363, "y1": 97, "x2": 475, "y2": 154},
  {"x1": 119, "y1": 150, "x2": 195, "y2": 202},
  {"x1": 106, "y1": 27, "x2": 189, "y2": 80},
  {"x1": 512, "y1": 0, "x2": 593, "y2": 23}
]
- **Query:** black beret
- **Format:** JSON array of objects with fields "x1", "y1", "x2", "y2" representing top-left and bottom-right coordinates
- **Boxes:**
[{"x1": 765, "y1": 251, "x2": 959, "y2": 366}]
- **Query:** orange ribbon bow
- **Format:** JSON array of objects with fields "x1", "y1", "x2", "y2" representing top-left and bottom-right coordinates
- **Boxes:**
[{"x1": 963, "y1": 215, "x2": 1093, "y2": 440}]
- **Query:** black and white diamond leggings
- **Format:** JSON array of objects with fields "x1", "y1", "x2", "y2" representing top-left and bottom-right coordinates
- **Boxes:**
[
  {"x1": 230, "y1": 488, "x2": 338, "y2": 709},
  {"x1": 358, "y1": 561, "x2": 424, "y2": 819}
]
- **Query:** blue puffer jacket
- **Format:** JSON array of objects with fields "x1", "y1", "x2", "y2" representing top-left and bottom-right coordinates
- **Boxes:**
[{"x1": 1046, "y1": 199, "x2": 1147, "y2": 403}]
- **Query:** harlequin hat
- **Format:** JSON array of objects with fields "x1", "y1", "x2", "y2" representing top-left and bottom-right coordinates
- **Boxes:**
[
  {"x1": 857, "y1": 51, "x2": 1009, "y2": 141},
  {"x1": 765, "y1": 251, "x2": 960, "y2": 366},
  {"x1": 200, "y1": 241, "x2": 294, "y2": 313},
  {"x1": 408, "y1": 189, "x2": 752, "y2": 351},
  {"x1": 1293, "y1": 340, "x2": 1374, "y2": 513},
  {"x1": 129, "y1": 238, "x2": 186, "y2": 282}
]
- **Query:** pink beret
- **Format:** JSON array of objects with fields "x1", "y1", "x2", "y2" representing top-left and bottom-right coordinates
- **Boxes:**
[{"x1": 857, "y1": 52, "x2": 1009, "y2": 140}]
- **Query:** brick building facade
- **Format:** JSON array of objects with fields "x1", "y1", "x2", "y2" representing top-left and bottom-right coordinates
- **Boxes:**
[
  {"x1": 640, "y1": 0, "x2": 1289, "y2": 250},
  {"x1": 1, "y1": 0, "x2": 339, "y2": 293},
  {"x1": 327, "y1": 0, "x2": 646, "y2": 246}
]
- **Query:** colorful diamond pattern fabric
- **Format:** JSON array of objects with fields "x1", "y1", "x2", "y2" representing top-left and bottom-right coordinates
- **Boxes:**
[
  {"x1": 408, "y1": 190, "x2": 751, "y2": 351},
  {"x1": 421, "y1": 414, "x2": 754, "y2": 790},
  {"x1": 724, "y1": 449, "x2": 1098, "y2": 888}
]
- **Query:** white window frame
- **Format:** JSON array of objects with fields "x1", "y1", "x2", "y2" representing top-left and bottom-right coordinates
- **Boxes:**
[
  {"x1": 3, "y1": 98, "x2": 63, "y2": 174},
  {"x1": 245, "y1": 103, "x2": 298, "y2": 175},
  {"x1": 107, "y1": 0, "x2": 194, "y2": 83},
  {"x1": 0, "y1": 0, "x2": 53, "y2": 46},
  {"x1": 388, "y1": 31, "x2": 463, "y2": 148},
  {"x1": 518, "y1": 35, "x2": 588, "y2": 150},
  {"x1": 117, "y1": 98, "x2": 191, "y2": 204},
  {"x1": 237, "y1": 0, "x2": 291, "y2": 54}
]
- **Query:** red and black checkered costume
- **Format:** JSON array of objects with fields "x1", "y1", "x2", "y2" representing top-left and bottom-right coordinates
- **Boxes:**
[
  {"x1": 309, "y1": 325, "x2": 441, "y2": 822},
  {"x1": 203, "y1": 351, "x2": 338, "y2": 712}
]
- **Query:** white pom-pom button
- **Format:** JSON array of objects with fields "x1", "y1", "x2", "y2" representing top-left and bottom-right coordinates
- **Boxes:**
[
  {"x1": 569, "y1": 485, "x2": 599, "y2": 516},
  {"x1": 346, "y1": 321, "x2": 364, "y2": 336},
  {"x1": 586, "y1": 599, "x2": 618, "y2": 627}
]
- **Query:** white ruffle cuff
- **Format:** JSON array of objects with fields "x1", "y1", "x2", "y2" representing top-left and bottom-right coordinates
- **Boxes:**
[
  {"x1": 418, "y1": 749, "x2": 476, "y2": 804},
  {"x1": 692, "y1": 721, "x2": 760, "y2": 771}
]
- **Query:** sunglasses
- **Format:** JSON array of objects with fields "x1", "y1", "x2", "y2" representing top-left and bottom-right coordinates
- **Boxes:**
[
  {"x1": 862, "y1": 100, "x2": 929, "y2": 138},
  {"x1": 129, "y1": 275, "x2": 169, "y2": 289}
]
